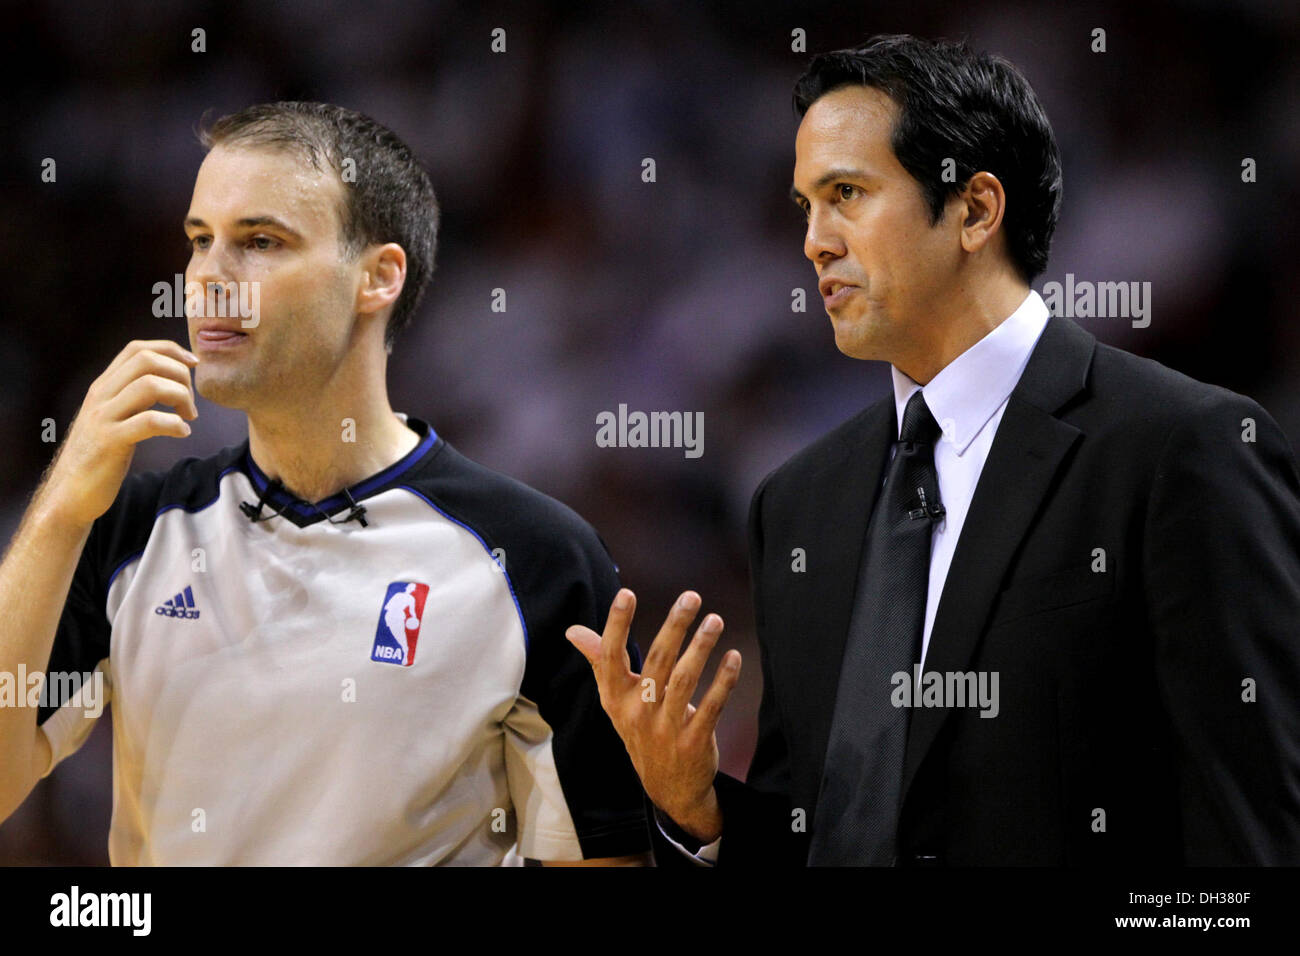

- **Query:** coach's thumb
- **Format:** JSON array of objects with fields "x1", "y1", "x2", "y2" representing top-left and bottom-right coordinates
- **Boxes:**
[{"x1": 565, "y1": 625, "x2": 601, "y2": 664}]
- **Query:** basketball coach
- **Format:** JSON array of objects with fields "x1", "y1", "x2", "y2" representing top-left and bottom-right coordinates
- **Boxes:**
[{"x1": 566, "y1": 34, "x2": 1300, "y2": 865}]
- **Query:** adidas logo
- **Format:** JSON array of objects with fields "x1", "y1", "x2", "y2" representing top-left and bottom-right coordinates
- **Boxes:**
[{"x1": 155, "y1": 585, "x2": 201, "y2": 620}]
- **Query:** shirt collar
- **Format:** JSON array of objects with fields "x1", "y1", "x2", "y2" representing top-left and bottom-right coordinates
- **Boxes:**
[
  {"x1": 243, "y1": 413, "x2": 441, "y2": 523},
  {"x1": 890, "y1": 289, "x2": 1051, "y2": 455}
]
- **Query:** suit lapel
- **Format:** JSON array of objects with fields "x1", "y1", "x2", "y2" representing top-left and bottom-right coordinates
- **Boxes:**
[
  {"x1": 898, "y1": 315, "x2": 1097, "y2": 807},
  {"x1": 798, "y1": 396, "x2": 896, "y2": 780}
]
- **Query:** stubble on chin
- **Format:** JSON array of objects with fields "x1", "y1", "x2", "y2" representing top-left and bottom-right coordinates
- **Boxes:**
[
  {"x1": 830, "y1": 308, "x2": 887, "y2": 361},
  {"x1": 194, "y1": 366, "x2": 255, "y2": 411}
]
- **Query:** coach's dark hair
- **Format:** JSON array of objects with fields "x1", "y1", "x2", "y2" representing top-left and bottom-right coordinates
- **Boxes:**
[
  {"x1": 793, "y1": 35, "x2": 1062, "y2": 282},
  {"x1": 198, "y1": 101, "x2": 438, "y2": 350}
]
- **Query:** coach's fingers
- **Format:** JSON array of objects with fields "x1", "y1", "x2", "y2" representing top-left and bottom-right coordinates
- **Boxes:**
[
  {"x1": 565, "y1": 591, "x2": 637, "y2": 692},
  {"x1": 639, "y1": 591, "x2": 701, "y2": 691},
  {"x1": 565, "y1": 624, "x2": 604, "y2": 667},
  {"x1": 599, "y1": 588, "x2": 636, "y2": 672},
  {"x1": 687, "y1": 649, "x2": 742, "y2": 739},
  {"x1": 566, "y1": 643, "x2": 631, "y2": 711},
  {"x1": 662, "y1": 613, "x2": 724, "y2": 719}
]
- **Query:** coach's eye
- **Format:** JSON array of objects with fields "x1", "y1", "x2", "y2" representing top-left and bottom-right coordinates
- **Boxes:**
[{"x1": 837, "y1": 183, "x2": 859, "y2": 201}]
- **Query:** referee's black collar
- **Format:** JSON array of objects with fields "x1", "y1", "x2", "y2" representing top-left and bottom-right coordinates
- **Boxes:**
[{"x1": 240, "y1": 414, "x2": 442, "y2": 527}]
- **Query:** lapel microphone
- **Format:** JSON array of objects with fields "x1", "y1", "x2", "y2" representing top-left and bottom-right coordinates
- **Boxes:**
[
  {"x1": 330, "y1": 489, "x2": 369, "y2": 528},
  {"x1": 240, "y1": 478, "x2": 286, "y2": 523},
  {"x1": 241, "y1": 476, "x2": 370, "y2": 527},
  {"x1": 908, "y1": 486, "x2": 946, "y2": 522}
]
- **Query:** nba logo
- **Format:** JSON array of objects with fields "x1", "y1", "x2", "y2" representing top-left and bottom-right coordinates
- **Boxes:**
[{"x1": 370, "y1": 581, "x2": 430, "y2": 667}]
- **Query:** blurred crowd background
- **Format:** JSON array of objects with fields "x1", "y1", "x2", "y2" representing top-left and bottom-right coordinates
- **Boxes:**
[{"x1": 1, "y1": 0, "x2": 1297, "y2": 863}]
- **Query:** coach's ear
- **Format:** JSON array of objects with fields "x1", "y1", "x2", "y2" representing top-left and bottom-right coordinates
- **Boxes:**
[
  {"x1": 355, "y1": 241, "x2": 406, "y2": 317},
  {"x1": 957, "y1": 170, "x2": 1008, "y2": 257}
]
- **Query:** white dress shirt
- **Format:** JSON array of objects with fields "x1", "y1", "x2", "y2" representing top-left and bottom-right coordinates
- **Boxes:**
[
  {"x1": 894, "y1": 288, "x2": 1051, "y2": 669},
  {"x1": 661, "y1": 288, "x2": 1053, "y2": 864}
]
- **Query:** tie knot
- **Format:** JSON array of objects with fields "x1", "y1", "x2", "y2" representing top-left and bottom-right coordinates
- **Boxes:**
[{"x1": 900, "y1": 390, "x2": 941, "y2": 445}]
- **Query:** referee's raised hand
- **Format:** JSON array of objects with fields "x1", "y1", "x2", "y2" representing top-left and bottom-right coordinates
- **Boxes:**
[
  {"x1": 42, "y1": 340, "x2": 199, "y2": 528},
  {"x1": 0, "y1": 339, "x2": 198, "y2": 818},
  {"x1": 566, "y1": 589, "x2": 741, "y2": 844}
]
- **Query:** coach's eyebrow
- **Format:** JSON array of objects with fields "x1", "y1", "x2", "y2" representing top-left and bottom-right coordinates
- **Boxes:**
[
  {"x1": 184, "y1": 215, "x2": 304, "y2": 239},
  {"x1": 790, "y1": 167, "x2": 876, "y2": 203}
]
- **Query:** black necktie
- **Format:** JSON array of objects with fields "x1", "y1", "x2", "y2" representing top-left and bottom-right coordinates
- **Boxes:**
[{"x1": 808, "y1": 389, "x2": 945, "y2": 865}]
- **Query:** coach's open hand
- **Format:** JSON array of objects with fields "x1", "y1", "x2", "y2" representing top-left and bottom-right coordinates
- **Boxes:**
[
  {"x1": 43, "y1": 340, "x2": 199, "y2": 528},
  {"x1": 566, "y1": 589, "x2": 740, "y2": 844}
]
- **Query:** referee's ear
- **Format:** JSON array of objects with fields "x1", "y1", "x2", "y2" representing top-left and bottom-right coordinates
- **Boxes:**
[{"x1": 355, "y1": 241, "x2": 406, "y2": 320}]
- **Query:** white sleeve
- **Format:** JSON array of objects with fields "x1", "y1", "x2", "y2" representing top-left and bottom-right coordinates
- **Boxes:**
[
  {"x1": 653, "y1": 805, "x2": 721, "y2": 866},
  {"x1": 502, "y1": 693, "x2": 586, "y2": 862},
  {"x1": 37, "y1": 659, "x2": 112, "y2": 778}
]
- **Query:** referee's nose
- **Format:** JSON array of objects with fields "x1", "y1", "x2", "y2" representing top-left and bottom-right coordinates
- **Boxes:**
[{"x1": 186, "y1": 256, "x2": 240, "y2": 321}]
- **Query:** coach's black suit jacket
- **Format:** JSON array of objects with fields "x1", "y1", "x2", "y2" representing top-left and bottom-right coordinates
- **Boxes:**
[{"x1": 669, "y1": 314, "x2": 1300, "y2": 865}]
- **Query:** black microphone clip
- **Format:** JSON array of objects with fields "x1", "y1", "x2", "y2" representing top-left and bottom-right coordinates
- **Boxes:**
[
  {"x1": 329, "y1": 488, "x2": 369, "y2": 528},
  {"x1": 908, "y1": 486, "x2": 946, "y2": 522},
  {"x1": 241, "y1": 477, "x2": 285, "y2": 523}
]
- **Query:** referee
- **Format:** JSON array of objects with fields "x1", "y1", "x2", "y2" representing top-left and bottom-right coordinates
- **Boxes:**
[{"x1": 0, "y1": 102, "x2": 650, "y2": 865}]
